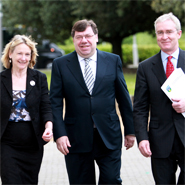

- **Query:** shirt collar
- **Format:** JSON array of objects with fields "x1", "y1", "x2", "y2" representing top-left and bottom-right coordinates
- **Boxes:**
[
  {"x1": 77, "y1": 50, "x2": 97, "y2": 62},
  {"x1": 161, "y1": 48, "x2": 180, "y2": 62}
]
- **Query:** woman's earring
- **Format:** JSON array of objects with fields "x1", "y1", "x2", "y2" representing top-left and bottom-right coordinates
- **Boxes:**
[{"x1": 9, "y1": 58, "x2": 12, "y2": 63}]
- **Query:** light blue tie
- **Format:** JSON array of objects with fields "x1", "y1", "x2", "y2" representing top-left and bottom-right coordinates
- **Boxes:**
[{"x1": 84, "y1": 58, "x2": 94, "y2": 94}]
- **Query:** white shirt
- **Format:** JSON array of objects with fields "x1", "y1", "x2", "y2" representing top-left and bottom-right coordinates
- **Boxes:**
[
  {"x1": 77, "y1": 50, "x2": 97, "y2": 80},
  {"x1": 161, "y1": 48, "x2": 179, "y2": 73}
]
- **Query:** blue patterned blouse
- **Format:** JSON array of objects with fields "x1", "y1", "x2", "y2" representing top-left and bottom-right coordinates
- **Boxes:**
[{"x1": 9, "y1": 90, "x2": 31, "y2": 122}]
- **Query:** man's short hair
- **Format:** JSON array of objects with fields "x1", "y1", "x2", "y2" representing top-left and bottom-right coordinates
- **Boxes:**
[
  {"x1": 154, "y1": 12, "x2": 181, "y2": 31},
  {"x1": 71, "y1": 19, "x2": 98, "y2": 38}
]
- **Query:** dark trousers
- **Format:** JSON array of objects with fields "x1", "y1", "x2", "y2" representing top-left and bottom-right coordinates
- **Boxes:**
[
  {"x1": 65, "y1": 129, "x2": 122, "y2": 185},
  {"x1": 151, "y1": 132, "x2": 185, "y2": 185}
]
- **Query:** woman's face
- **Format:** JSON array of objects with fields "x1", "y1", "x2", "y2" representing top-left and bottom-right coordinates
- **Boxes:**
[{"x1": 9, "y1": 43, "x2": 31, "y2": 71}]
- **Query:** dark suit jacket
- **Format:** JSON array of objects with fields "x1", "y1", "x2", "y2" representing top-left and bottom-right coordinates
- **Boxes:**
[
  {"x1": 0, "y1": 68, "x2": 53, "y2": 149},
  {"x1": 133, "y1": 49, "x2": 185, "y2": 158},
  {"x1": 50, "y1": 49, "x2": 134, "y2": 153}
]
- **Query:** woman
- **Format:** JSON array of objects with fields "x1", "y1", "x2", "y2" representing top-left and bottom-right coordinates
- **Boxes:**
[{"x1": 0, "y1": 35, "x2": 53, "y2": 184}]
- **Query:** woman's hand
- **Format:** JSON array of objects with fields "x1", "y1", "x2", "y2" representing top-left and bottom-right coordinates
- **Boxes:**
[{"x1": 42, "y1": 121, "x2": 53, "y2": 142}]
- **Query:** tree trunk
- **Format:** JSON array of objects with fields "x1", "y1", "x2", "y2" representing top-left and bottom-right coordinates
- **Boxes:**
[{"x1": 111, "y1": 37, "x2": 124, "y2": 65}]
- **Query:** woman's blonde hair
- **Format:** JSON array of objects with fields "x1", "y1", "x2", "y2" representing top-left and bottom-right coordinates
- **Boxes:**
[{"x1": 1, "y1": 34, "x2": 38, "y2": 69}]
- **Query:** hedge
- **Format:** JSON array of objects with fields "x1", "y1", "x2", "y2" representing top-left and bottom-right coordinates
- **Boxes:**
[{"x1": 59, "y1": 43, "x2": 185, "y2": 66}]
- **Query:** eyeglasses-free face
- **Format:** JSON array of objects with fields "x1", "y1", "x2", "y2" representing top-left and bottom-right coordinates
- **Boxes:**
[
  {"x1": 9, "y1": 43, "x2": 31, "y2": 71},
  {"x1": 73, "y1": 26, "x2": 98, "y2": 58},
  {"x1": 155, "y1": 20, "x2": 182, "y2": 55}
]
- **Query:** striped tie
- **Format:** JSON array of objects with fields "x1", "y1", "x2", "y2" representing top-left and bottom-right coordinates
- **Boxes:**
[{"x1": 84, "y1": 58, "x2": 94, "y2": 94}]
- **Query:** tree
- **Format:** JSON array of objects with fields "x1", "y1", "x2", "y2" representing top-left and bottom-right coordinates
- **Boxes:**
[
  {"x1": 69, "y1": 0, "x2": 160, "y2": 63},
  {"x1": 2, "y1": 0, "x2": 160, "y2": 64},
  {"x1": 151, "y1": 0, "x2": 185, "y2": 26},
  {"x1": 2, "y1": 0, "x2": 76, "y2": 44},
  {"x1": 38, "y1": 0, "x2": 76, "y2": 43},
  {"x1": 2, "y1": 0, "x2": 43, "y2": 42}
]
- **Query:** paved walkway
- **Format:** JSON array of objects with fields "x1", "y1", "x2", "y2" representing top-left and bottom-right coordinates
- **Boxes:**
[
  {"x1": 0, "y1": 139, "x2": 180, "y2": 184},
  {"x1": 38, "y1": 141, "x2": 155, "y2": 185},
  {"x1": 39, "y1": 105, "x2": 156, "y2": 185}
]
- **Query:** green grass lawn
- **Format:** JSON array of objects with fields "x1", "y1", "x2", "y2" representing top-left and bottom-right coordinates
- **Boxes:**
[
  {"x1": 40, "y1": 69, "x2": 136, "y2": 96},
  {"x1": 124, "y1": 73, "x2": 136, "y2": 96}
]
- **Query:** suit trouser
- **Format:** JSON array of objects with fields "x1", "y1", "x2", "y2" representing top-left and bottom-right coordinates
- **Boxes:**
[
  {"x1": 151, "y1": 131, "x2": 185, "y2": 185},
  {"x1": 65, "y1": 129, "x2": 122, "y2": 185}
]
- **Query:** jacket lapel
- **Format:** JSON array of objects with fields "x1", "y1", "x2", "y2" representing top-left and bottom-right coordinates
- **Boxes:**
[
  {"x1": 151, "y1": 49, "x2": 185, "y2": 86},
  {"x1": 66, "y1": 50, "x2": 109, "y2": 95},
  {"x1": 26, "y1": 68, "x2": 37, "y2": 96},
  {"x1": 152, "y1": 51, "x2": 167, "y2": 86},
  {"x1": 1, "y1": 68, "x2": 38, "y2": 97},
  {"x1": 66, "y1": 51, "x2": 89, "y2": 93},
  {"x1": 1, "y1": 69, "x2": 12, "y2": 98},
  {"x1": 177, "y1": 49, "x2": 185, "y2": 72},
  {"x1": 92, "y1": 50, "x2": 108, "y2": 94}
]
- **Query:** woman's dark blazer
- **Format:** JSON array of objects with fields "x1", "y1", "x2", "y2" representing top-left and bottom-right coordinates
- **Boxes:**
[{"x1": 0, "y1": 68, "x2": 53, "y2": 149}]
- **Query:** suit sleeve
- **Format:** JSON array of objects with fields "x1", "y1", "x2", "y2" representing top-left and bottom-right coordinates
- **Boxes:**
[
  {"x1": 50, "y1": 59, "x2": 67, "y2": 141},
  {"x1": 40, "y1": 73, "x2": 53, "y2": 124},
  {"x1": 133, "y1": 63, "x2": 150, "y2": 144},
  {"x1": 115, "y1": 56, "x2": 135, "y2": 136}
]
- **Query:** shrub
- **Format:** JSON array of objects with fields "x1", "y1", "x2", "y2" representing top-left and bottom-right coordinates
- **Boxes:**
[
  {"x1": 97, "y1": 43, "x2": 112, "y2": 53},
  {"x1": 59, "y1": 41, "x2": 185, "y2": 65},
  {"x1": 60, "y1": 45, "x2": 75, "y2": 54},
  {"x1": 138, "y1": 45, "x2": 160, "y2": 62},
  {"x1": 122, "y1": 45, "x2": 132, "y2": 65}
]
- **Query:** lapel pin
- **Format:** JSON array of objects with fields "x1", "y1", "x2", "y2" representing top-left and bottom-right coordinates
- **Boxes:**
[{"x1": 30, "y1": 80, "x2": 35, "y2": 86}]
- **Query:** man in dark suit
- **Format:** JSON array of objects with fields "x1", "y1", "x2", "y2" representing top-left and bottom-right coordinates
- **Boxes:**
[
  {"x1": 133, "y1": 13, "x2": 185, "y2": 184},
  {"x1": 50, "y1": 19, "x2": 135, "y2": 185}
]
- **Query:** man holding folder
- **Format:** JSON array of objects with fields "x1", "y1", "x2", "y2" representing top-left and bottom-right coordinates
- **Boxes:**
[{"x1": 133, "y1": 13, "x2": 185, "y2": 184}]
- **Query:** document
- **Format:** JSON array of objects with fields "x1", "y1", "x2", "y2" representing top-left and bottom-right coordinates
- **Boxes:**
[{"x1": 161, "y1": 68, "x2": 185, "y2": 117}]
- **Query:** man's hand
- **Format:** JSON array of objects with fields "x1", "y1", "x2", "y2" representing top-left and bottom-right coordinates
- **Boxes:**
[
  {"x1": 139, "y1": 140, "x2": 152, "y2": 157},
  {"x1": 172, "y1": 98, "x2": 185, "y2": 113},
  {"x1": 124, "y1": 135, "x2": 135, "y2": 150},
  {"x1": 56, "y1": 136, "x2": 71, "y2": 155}
]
